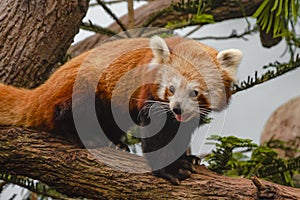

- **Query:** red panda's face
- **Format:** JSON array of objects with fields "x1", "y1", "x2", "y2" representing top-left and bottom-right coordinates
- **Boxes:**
[
  {"x1": 156, "y1": 67, "x2": 209, "y2": 122},
  {"x1": 149, "y1": 36, "x2": 242, "y2": 123}
]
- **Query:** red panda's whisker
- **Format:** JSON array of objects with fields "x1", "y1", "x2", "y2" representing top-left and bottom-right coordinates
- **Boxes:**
[
  {"x1": 196, "y1": 110, "x2": 210, "y2": 115},
  {"x1": 195, "y1": 109, "x2": 211, "y2": 116},
  {"x1": 144, "y1": 100, "x2": 169, "y2": 106},
  {"x1": 198, "y1": 107, "x2": 211, "y2": 112},
  {"x1": 137, "y1": 101, "x2": 169, "y2": 120},
  {"x1": 152, "y1": 108, "x2": 171, "y2": 117},
  {"x1": 149, "y1": 103, "x2": 169, "y2": 113}
]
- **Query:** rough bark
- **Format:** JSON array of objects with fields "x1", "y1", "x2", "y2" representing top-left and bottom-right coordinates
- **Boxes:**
[
  {"x1": 1, "y1": 127, "x2": 300, "y2": 199},
  {"x1": 69, "y1": 0, "x2": 264, "y2": 56},
  {"x1": 0, "y1": 0, "x2": 89, "y2": 88}
]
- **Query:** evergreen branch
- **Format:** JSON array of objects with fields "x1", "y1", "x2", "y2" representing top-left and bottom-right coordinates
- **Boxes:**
[
  {"x1": 205, "y1": 135, "x2": 258, "y2": 174},
  {"x1": 233, "y1": 55, "x2": 300, "y2": 94},
  {"x1": 192, "y1": 26, "x2": 258, "y2": 41},
  {"x1": 80, "y1": 20, "x2": 122, "y2": 38},
  {"x1": 266, "y1": 138, "x2": 300, "y2": 154},
  {"x1": 204, "y1": 136, "x2": 300, "y2": 186},
  {"x1": 96, "y1": 0, "x2": 131, "y2": 37},
  {"x1": 0, "y1": 173, "x2": 74, "y2": 200},
  {"x1": 159, "y1": 1, "x2": 214, "y2": 30},
  {"x1": 257, "y1": 156, "x2": 300, "y2": 178},
  {"x1": 165, "y1": 14, "x2": 214, "y2": 30}
]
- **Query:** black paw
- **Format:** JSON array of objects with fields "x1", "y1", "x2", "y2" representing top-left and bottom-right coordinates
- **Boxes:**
[
  {"x1": 153, "y1": 158, "x2": 197, "y2": 185},
  {"x1": 184, "y1": 155, "x2": 201, "y2": 166},
  {"x1": 108, "y1": 142, "x2": 130, "y2": 152}
]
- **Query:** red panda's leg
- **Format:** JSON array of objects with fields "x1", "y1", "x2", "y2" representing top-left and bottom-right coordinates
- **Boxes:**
[
  {"x1": 140, "y1": 105, "x2": 199, "y2": 184},
  {"x1": 53, "y1": 100, "x2": 72, "y2": 122},
  {"x1": 181, "y1": 151, "x2": 202, "y2": 166},
  {"x1": 53, "y1": 100, "x2": 114, "y2": 148},
  {"x1": 95, "y1": 101, "x2": 130, "y2": 152},
  {"x1": 53, "y1": 100, "x2": 86, "y2": 147}
]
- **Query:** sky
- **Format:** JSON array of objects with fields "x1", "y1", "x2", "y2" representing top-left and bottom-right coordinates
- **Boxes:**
[{"x1": 2, "y1": 1, "x2": 300, "y2": 199}]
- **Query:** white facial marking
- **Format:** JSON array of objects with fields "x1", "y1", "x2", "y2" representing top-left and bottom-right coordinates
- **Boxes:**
[{"x1": 158, "y1": 72, "x2": 202, "y2": 122}]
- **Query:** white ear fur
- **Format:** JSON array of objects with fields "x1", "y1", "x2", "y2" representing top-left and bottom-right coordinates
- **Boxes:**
[
  {"x1": 149, "y1": 36, "x2": 170, "y2": 63},
  {"x1": 217, "y1": 49, "x2": 242, "y2": 79}
]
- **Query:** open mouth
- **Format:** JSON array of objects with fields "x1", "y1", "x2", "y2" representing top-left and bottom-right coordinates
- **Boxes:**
[{"x1": 175, "y1": 114, "x2": 190, "y2": 122}]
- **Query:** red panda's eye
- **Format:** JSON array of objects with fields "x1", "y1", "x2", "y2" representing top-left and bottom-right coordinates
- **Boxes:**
[
  {"x1": 169, "y1": 85, "x2": 175, "y2": 94},
  {"x1": 190, "y1": 90, "x2": 199, "y2": 98}
]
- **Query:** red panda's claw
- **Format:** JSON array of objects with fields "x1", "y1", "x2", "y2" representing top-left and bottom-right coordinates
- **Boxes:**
[
  {"x1": 107, "y1": 142, "x2": 130, "y2": 152},
  {"x1": 153, "y1": 169, "x2": 181, "y2": 185},
  {"x1": 185, "y1": 155, "x2": 201, "y2": 166},
  {"x1": 153, "y1": 158, "x2": 196, "y2": 185},
  {"x1": 116, "y1": 143, "x2": 130, "y2": 152}
]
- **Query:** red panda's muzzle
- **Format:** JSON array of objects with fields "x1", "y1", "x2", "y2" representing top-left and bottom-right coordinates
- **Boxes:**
[
  {"x1": 172, "y1": 104, "x2": 193, "y2": 122},
  {"x1": 174, "y1": 113, "x2": 193, "y2": 122}
]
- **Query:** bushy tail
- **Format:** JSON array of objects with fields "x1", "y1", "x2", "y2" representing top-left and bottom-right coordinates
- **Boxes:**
[{"x1": 0, "y1": 83, "x2": 28, "y2": 126}]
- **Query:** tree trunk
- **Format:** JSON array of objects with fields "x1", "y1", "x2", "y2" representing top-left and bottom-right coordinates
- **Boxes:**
[
  {"x1": 0, "y1": 127, "x2": 299, "y2": 199},
  {"x1": 261, "y1": 97, "x2": 300, "y2": 158},
  {"x1": 0, "y1": 0, "x2": 89, "y2": 88},
  {"x1": 69, "y1": 0, "x2": 263, "y2": 56}
]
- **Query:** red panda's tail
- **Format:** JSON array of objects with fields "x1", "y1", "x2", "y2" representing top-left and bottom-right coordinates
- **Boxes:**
[{"x1": 0, "y1": 83, "x2": 29, "y2": 126}]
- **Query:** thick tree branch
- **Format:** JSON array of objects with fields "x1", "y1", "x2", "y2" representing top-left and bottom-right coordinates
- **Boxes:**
[
  {"x1": 1, "y1": 127, "x2": 300, "y2": 199},
  {"x1": 69, "y1": 0, "x2": 263, "y2": 56},
  {"x1": 0, "y1": 0, "x2": 89, "y2": 88}
]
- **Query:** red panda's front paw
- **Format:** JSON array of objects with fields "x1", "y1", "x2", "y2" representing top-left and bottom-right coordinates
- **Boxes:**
[
  {"x1": 153, "y1": 159, "x2": 197, "y2": 185},
  {"x1": 108, "y1": 142, "x2": 130, "y2": 152},
  {"x1": 184, "y1": 155, "x2": 201, "y2": 166}
]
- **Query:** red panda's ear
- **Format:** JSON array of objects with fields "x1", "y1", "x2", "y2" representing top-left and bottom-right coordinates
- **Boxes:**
[
  {"x1": 217, "y1": 49, "x2": 242, "y2": 80},
  {"x1": 149, "y1": 36, "x2": 170, "y2": 63}
]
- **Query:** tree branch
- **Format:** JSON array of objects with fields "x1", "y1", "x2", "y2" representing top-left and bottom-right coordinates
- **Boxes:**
[
  {"x1": 69, "y1": 0, "x2": 264, "y2": 56},
  {"x1": 192, "y1": 26, "x2": 258, "y2": 41},
  {"x1": 96, "y1": 0, "x2": 131, "y2": 37},
  {"x1": 232, "y1": 56, "x2": 300, "y2": 94},
  {"x1": 80, "y1": 21, "x2": 120, "y2": 37},
  {"x1": 1, "y1": 127, "x2": 300, "y2": 199},
  {"x1": 127, "y1": 0, "x2": 135, "y2": 29}
]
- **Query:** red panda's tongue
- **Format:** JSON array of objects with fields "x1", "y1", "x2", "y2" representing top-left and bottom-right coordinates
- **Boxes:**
[{"x1": 175, "y1": 114, "x2": 184, "y2": 122}]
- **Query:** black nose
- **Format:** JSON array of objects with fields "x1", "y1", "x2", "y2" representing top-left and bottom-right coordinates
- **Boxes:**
[{"x1": 172, "y1": 105, "x2": 182, "y2": 115}]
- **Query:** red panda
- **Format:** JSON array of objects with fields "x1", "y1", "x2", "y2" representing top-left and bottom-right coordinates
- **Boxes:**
[{"x1": 0, "y1": 36, "x2": 242, "y2": 184}]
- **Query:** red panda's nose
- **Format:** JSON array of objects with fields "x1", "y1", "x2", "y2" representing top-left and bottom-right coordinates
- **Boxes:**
[{"x1": 172, "y1": 104, "x2": 182, "y2": 115}]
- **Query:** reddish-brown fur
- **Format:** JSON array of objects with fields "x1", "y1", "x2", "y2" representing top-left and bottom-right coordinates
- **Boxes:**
[
  {"x1": 0, "y1": 36, "x2": 237, "y2": 141},
  {"x1": 0, "y1": 36, "x2": 242, "y2": 184}
]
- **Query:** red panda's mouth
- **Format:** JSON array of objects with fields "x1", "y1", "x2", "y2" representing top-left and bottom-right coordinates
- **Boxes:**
[{"x1": 175, "y1": 114, "x2": 190, "y2": 122}]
